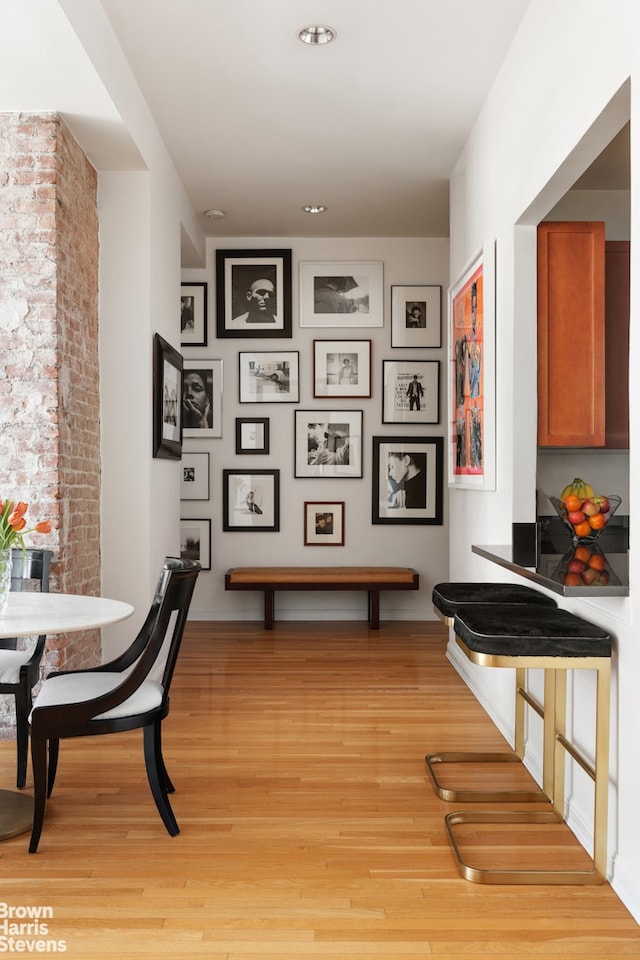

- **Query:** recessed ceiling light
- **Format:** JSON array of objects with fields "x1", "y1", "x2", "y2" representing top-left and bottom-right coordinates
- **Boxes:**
[
  {"x1": 303, "y1": 204, "x2": 327, "y2": 214},
  {"x1": 203, "y1": 208, "x2": 225, "y2": 219},
  {"x1": 297, "y1": 25, "x2": 336, "y2": 45}
]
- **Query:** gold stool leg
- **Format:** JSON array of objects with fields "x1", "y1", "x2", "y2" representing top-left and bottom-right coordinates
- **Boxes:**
[
  {"x1": 425, "y1": 664, "x2": 548, "y2": 804},
  {"x1": 445, "y1": 654, "x2": 610, "y2": 885}
]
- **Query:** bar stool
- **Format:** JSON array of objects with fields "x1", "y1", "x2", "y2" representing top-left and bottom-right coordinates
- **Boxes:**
[
  {"x1": 442, "y1": 602, "x2": 611, "y2": 884},
  {"x1": 427, "y1": 582, "x2": 558, "y2": 803}
]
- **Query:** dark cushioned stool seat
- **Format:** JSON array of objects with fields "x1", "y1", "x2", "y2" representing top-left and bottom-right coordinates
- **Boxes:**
[
  {"x1": 454, "y1": 604, "x2": 611, "y2": 660},
  {"x1": 432, "y1": 582, "x2": 557, "y2": 621}
]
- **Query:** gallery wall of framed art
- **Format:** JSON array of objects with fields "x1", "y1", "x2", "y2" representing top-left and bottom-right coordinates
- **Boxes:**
[{"x1": 178, "y1": 236, "x2": 450, "y2": 620}]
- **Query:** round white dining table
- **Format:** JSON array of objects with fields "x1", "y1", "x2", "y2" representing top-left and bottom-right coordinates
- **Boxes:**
[{"x1": 0, "y1": 591, "x2": 134, "y2": 842}]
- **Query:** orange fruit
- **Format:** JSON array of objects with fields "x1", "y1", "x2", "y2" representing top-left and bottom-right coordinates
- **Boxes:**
[
  {"x1": 588, "y1": 512, "x2": 606, "y2": 530},
  {"x1": 574, "y1": 545, "x2": 591, "y2": 563},
  {"x1": 564, "y1": 572, "x2": 583, "y2": 586},
  {"x1": 588, "y1": 554, "x2": 606, "y2": 571},
  {"x1": 564, "y1": 495, "x2": 584, "y2": 513},
  {"x1": 573, "y1": 520, "x2": 592, "y2": 538}
]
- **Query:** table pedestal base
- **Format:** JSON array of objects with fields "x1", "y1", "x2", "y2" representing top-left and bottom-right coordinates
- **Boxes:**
[{"x1": 0, "y1": 789, "x2": 33, "y2": 840}]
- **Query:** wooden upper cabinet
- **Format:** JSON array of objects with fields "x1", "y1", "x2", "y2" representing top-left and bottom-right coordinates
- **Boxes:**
[
  {"x1": 537, "y1": 221, "x2": 606, "y2": 447},
  {"x1": 604, "y1": 240, "x2": 630, "y2": 448}
]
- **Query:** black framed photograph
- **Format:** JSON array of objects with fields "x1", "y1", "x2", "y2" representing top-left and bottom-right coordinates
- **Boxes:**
[
  {"x1": 180, "y1": 452, "x2": 210, "y2": 501},
  {"x1": 239, "y1": 351, "x2": 299, "y2": 403},
  {"x1": 180, "y1": 518, "x2": 211, "y2": 570},
  {"x1": 182, "y1": 359, "x2": 223, "y2": 438},
  {"x1": 236, "y1": 418, "x2": 270, "y2": 454},
  {"x1": 299, "y1": 260, "x2": 384, "y2": 328},
  {"x1": 153, "y1": 333, "x2": 182, "y2": 460},
  {"x1": 313, "y1": 339, "x2": 372, "y2": 398},
  {"x1": 391, "y1": 284, "x2": 442, "y2": 348},
  {"x1": 216, "y1": 248, "x2": 292, "y2": 338},
  {"x1": 180, "y1": 282, "x2": 208, "y2": 347},
  {"x1": 372, "y1": 435, "x2": 443, "y2": 525},
  {"x1": 382, "y1": 359, "x2": 440, "y2": 424},
  {"x1": 294, "y1": 410, "x2": 363, "y2": 478},
  {"x1": 222, "y1": 469, "x2": 280, "y2": 531},
  {"x1": 304, "y1": 501, "x2": 345, "y2": 546}
]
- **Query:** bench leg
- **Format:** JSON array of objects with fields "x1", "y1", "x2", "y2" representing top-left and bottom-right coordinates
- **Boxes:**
[
  {"x1": 264, "y1": 590, "x2": 274, "y2": 629},
  {"x1": 368, "y1": 591, "x2": 380, "y2": 629}
]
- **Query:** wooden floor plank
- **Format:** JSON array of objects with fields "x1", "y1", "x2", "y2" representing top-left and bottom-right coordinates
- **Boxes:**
[{"x1": 0, "y1": 619, "x2": 637, "y2": 958}]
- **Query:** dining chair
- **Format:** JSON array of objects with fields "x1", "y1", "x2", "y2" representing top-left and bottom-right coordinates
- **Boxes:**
[
  {"x1": 28, "y1": 556, "x2": 201, "y2": 853},
  {"x1": 0, "y1": 548, "x2": 53, "y2": 789}
]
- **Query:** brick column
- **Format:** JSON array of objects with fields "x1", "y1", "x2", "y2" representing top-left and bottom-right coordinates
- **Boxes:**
[{"x1": 0, "y1": 113, "x2": 101, "y2": 734}]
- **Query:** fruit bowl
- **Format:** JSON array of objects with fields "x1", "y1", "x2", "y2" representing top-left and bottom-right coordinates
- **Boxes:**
[{"x1": 549, "y1": 493, "x2": 621, "y2": 543}]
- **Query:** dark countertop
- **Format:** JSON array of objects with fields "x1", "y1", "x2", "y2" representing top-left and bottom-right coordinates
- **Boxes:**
[{"x1": 472, "y1": 516, "x2": 629, "y2": 597}]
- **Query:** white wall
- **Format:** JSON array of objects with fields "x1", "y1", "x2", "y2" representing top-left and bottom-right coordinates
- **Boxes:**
[
  {"x1": 182, "y1": 236, "x2": 450, "y2": 621},
  {"x1": 448, "y1": 0, "x2": 640, "y2": 920}
]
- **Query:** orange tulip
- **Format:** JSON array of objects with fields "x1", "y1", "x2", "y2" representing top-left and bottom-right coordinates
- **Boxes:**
[{"x1": 35, "y1": 522, "x2": 51, "y2": 534}]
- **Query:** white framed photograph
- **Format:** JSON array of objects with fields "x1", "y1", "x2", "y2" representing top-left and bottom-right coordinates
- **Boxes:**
[
  {"x1": 182, "y1": 359, "x2": 223, "y2": 438},
  {"x1": 304, "y1": 501, "x2": 345, "y2": 546},
  {"x1": 382, "y1": 359, "x2": 440, "y2": 424},
  {"x1": 180, "y1": 452, "x2": 210, "y2": 500},
  {"x1": 447, "y1": 241, "x2": 496, "y2": 490},
  {"x1": 390, "y1": 284, "x2": 442, "y2": 348},
  {"x1": 313, "y1": 339, "x2": 371, "y2": 398},
  {"x1": 299, "y1": 261, "x2": 384, "y2": 328},
  {"x1": 294, "y1": 409, "x2": 363, "y2": 478},
  {"x1": 239, "y1": 351, "x2": 299, "y2": 404},
  {"x1": 180, "y1": 518, "x2": 211, "y2": 570}
]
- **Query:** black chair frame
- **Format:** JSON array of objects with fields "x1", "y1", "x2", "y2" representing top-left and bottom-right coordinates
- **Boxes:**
[{"x1": 28, "y1": 557, "x2": 200, "y2": 853}]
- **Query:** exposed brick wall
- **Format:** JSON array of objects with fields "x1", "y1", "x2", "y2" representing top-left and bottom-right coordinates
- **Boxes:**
[{"x1": 0, "y1": 113, "x2": 101, "y2": 736}]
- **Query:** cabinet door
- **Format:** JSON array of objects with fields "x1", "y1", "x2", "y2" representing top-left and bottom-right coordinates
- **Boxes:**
[
  {"x1": 537, "y1": 221, "x2": 605, "y2": 447},
  {"x1": 604, "y1": 240, "x2": 630, "y2": 448}
]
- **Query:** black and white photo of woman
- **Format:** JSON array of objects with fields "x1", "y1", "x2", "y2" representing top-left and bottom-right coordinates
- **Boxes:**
[{"x1": 182, "y1": 368, "x2": 214, "y2": 429}]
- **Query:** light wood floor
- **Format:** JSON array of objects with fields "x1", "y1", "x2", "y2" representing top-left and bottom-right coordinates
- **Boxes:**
[{"x1": 0, "y1": 620, "x2": 638, "y2": 958}]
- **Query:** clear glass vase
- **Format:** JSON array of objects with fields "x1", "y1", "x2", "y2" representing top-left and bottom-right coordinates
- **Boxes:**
[{"x1": 0, "y1": 548, "x2": 11, "y2": 615}]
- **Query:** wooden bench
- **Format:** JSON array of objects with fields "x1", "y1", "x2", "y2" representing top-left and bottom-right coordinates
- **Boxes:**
[{"x1": 224, "y1": 566, "x2": 419, "y2": 629}]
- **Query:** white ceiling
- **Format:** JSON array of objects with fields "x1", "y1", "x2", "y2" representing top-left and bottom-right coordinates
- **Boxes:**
[{"x1": 99, "y1": 0, "x2": 533, "y2": 239}]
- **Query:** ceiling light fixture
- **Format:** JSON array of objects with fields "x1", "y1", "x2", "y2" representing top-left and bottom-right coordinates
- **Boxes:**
[
  {"x1": 203, "y1": 208, "x2": 225, "y2": 219},
  {"x1": 303, "y1": 204, "x2": 327, "y2": 214},
  {"x1": 297, "y1": 25, "x2": 336, "y2": 45}
]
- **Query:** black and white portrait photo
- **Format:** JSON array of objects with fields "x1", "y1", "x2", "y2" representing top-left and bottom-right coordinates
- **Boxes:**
[{"x1": 216, "y1": 249, "x2": 292, "y2": 338}]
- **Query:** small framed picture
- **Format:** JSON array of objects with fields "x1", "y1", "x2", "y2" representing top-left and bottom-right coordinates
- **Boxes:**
[
  {"x1": 304, "y1": 501, "x2": 345, "y2": 546},
  {"x1": 180, "y1": 452, "x2": 210, "y2": 500},
  {"x1": 182, "y1": 359, "x2": 223, "y2": 438},
  {"x1": 223, "y1": 469, "x2": 280, "y2": 531},
  {"x1": 239, "y1": 351, "x2": 299, "y2": 403},
  {"x1": 180, "y1": 282, "x2": 208, "y2": 347},
  {"x1": 236, "y1": 418, "x2": 270, "y2": 454},
  {"x1": 152, "y1": 333, "x2": 182, "y2": 460},
  {"x1": 313, "y1": 339, "x2": 372, "y2": 398},
  {"x1": 294, "y1": 409, "x2": 363, "y2": 478},
  {"x1": 299, "y1": 261, "x2": 384, "y2": 328},
  {"x1": 372, "y1": 435, "x2": 443, "y2": 525},
  {"x1": 382, "y1": 359, "x2": 440, "y2": 424},
  {"x1": 391, "y1": 285, "x2": 442, "y2": 348},
  {"x1": 216, "y1": 248, "x2": 292, "y2": 338},
  {"x1": 180, "y1": 518, "x2": 211, "y2": 570}
]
